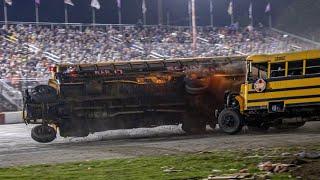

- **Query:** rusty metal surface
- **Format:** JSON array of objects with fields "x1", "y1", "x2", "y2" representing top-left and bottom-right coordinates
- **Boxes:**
[{"x1": 24, "y1": 56, "x2": 247, "y2": 137}]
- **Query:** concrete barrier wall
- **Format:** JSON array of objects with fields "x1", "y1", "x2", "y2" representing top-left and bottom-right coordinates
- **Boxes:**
[
  {"x1": 0, "y1": 113, "x2": 4, "y2": 124},
  {"x1": 0, "y1": 111, "x2": 23, "y2": 125}
]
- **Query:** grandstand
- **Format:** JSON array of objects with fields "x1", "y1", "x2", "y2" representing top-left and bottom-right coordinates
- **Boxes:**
[
  {"x1": 0, "y1": 23, "x2": 319, "y2": 112},
  {"x1": 0, "y1": 1, "x2": 319, "y2": 112},
  {"x1": 1, "y1": 23, "x2": 318, "y2": 75}
]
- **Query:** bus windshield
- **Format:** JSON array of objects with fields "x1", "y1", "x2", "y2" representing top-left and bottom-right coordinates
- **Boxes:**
[{"x1": 248, "y1": 62, "x2": 268, "y2": 82}]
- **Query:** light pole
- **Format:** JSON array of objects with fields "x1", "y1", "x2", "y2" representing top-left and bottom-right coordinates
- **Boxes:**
[
  {"x1": 191, "y1": 0, "x2": 197, "y2": 53},
  {"x1": 35, "y1": 2, "x2": 39, "y2": 24},
  {"x1": 210, "y1": 0, "x2": 213, "y2": 26},
  {"x1": 64, "y1": 4, "x2": 69, "y2": 24},
  {"x1": 118, "y1": 0, "x2": 122, "y2": 24},
  {"x1": 188, "y1": 0, "x2": 192, "y2": 27},
  {"x1": 157, "y1": 0, "x2": 163, "y2": 25},
  {"x1": 3, "y1": 0, "x2": 8, "y2": 28},
  {"x1": 92, "y1": 7, "x2": 96, "y2": 24},
  {"x1": 142, "y1": 0, "x2": 147, "y2": 25}
]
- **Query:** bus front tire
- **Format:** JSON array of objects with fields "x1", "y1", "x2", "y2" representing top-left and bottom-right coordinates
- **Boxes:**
[
  {"x1": 218, "y1": 109, "x2": 243, "y2": 135},
  {"x1": 31, "y1": 125, "x2": 57, "y2": 143}
]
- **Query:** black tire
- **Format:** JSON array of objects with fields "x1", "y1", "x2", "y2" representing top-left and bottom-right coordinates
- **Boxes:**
[
  {"x1": 181, "y1": 123, "x2": 206, "y2": 134},
  {"x1": 181, "y1": 123, "x2": 193, "y2": 134},
  {"x1": 218, "y1": 108, "x2": 243, "y2": 134},
  {"x1": 185, "y1": 84, "x2": 208, "y2": 95},
  {"x1": 181, "y1": 113, "x2": 206, "y2": 134},
  {"x1": 184, "y1": 77, "x2": 208, "y2": 95},
  {"x1": 30, "y1": 85, "x2": 57, "y2": 103},
  {"x1": 59, "y1": 118, "x2": 89, "y2": 137},
  {"x1": 31, "y1": 125, "x2": 57, "y2": 143}
]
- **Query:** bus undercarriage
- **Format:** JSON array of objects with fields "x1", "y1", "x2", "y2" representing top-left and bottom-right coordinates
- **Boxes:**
[{"x1": 23, "y1": 57, "x2": 246, "y2": 143}]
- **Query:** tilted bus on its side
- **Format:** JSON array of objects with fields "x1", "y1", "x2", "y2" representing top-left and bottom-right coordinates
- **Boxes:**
[
  {"x1": 218, "y1": 50, "x2": 320, "y2": 134},
  {"x1": 23, "y1": 56, "x2": 246, "y2": 143}
]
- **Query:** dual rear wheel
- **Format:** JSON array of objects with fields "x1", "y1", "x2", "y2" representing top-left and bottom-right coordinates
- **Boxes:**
[{"x1": 181, "y1": 112, "x2": 207, "y2": 134}]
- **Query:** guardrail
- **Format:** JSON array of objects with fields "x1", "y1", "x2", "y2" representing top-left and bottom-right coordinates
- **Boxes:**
[{"x1": 0, "y1": 79, "x2": 23, "y2": 109}]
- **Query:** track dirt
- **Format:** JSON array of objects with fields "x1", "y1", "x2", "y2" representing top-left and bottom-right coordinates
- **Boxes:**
[{"x1": 1, "y1": 122, "x2": 320, "y2": 167}]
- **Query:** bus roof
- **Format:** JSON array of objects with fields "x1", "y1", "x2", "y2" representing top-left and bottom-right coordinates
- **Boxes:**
[{"x1": 246, "y1": 49, "x2": 320, "y2": 63}]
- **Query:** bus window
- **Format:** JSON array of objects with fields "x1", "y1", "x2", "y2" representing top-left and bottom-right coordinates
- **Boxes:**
[
  {"x1": 249, "y1": 63, "x2": 268, "y2": 82},
  {"x1": 270, "y1": 62, "x2": 285, "y2": 78},
  {"x1": 306, "y1": 59, "x2": 320, "y2": 75},
  {"x1": 288, "y1": 61, "x2": 303, "y2": 76}
]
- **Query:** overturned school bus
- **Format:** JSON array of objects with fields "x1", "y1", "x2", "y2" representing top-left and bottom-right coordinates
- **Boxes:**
[
  {"x1": 23, "y1": 56, "x2": 246, "y2": 143},
  {"x1": 218, "y1": 50, "x2": 320, "y2": 134}
]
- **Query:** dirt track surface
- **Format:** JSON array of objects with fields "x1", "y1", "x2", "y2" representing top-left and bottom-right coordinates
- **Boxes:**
[{"x1": 1, "y1": 122, "x2": 320, "y2": 167}]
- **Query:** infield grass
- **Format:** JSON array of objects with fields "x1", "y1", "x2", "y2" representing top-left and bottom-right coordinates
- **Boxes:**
[{"x1": 1, "y1": 146, "x2": 317, "y2": 180}]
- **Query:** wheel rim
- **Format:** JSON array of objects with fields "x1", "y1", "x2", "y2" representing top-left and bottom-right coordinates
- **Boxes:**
[
  {"x1": 34, "y1": 125, "x2": 55, "y2": 137},
  {"x1": 221, "y1": 114, "x2": 239, "y2": 132}
]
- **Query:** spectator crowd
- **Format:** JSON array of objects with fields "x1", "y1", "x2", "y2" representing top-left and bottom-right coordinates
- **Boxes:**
[
  {"x1": 0, "y1": 23, "x2": 318, "y2": 112},
  {"x1": 0, "y1": 23, "x2": 317, "y2": 80}
]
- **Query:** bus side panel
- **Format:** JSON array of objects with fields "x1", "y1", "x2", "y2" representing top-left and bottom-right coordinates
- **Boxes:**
[{"x1": 246, "y1": 77, "x2": 320, "y2": 109}]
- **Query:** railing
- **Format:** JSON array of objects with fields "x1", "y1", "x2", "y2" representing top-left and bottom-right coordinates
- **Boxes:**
[
  {"x1": 0, "y1": 78, "x2": 49, "y2": 110},
  {"x1": 3, "y1": 33, "x2": 61, "y2": 63},
  {"x1": 0, "y1": 21, "x2": 194, "y2": 31},
  {"x1": 24, "y1": 43, "x2": 61, "y2": 63},
  {"x1": 271, "y1": 28, "x2": 320, "y2": 47},
  {"x1": 0, "y1": 79, "x2": 23, "y2": 109}
]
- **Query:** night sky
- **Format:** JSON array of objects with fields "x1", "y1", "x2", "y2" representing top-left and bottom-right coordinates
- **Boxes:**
[{"x1": 0, "y1": 0, "x2": 293, "y2": 26}]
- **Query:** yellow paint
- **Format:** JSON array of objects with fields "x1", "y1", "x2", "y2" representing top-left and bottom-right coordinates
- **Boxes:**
[
  {"x1": 239, "y1": 49, "x2": 320, "y2": 112},
  {"x1": 235, "y1": 96, "x2": 245, "y2": 112},
  {"x1": 247, "y1": 49, "x2": 319, "y2": 63},
  {"x1": 244, "y1": 77, "x2": 320, "y2": 110}
]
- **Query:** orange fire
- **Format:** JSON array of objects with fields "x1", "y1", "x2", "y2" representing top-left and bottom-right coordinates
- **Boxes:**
[{"x1": 136, "y1": 74, "x2": 173, "y2": 84}]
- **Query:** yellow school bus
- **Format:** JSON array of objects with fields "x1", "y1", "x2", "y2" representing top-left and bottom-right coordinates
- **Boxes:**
[{"x1": 217, "y1": 50, "x2": 320, "y2": 134}]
